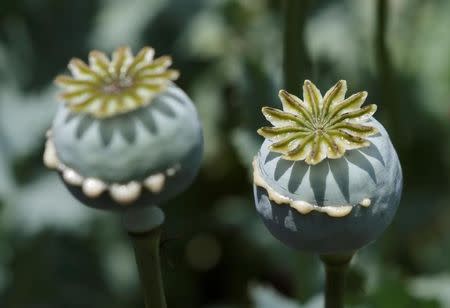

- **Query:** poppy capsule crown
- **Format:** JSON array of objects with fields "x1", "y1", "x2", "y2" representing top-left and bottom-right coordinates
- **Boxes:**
[
  {"x1": 54, "y1": 46, "x2": 179, "y2": 118},
  {"x1": 258, "y1": 80, "x2": 378, "y2": 165},
  {"x1": 253, "y1": 80, "x2": 402, "y2": 254},
  {"x1": 44, "y1": 46, "x2": 203, "y2": 210}
]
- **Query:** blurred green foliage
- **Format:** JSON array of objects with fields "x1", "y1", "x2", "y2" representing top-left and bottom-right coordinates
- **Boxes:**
[{"x1": 1, "y1": 0, "x2": 450, "y2": 307}]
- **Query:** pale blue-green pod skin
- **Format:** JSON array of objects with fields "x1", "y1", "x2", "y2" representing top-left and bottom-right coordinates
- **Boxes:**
[
  {"x1": 52, "y1": 84, "x2": 203, "y2": 210},
  {"x1": 253, "y1": 119, "x2": 402, "y2": 254}
]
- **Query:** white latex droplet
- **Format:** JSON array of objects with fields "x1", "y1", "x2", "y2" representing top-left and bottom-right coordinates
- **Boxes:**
[
  {"x1": 43, "y1": 140, "x2": 59, "y2": 169},
  {"x1": 62, "y1": 168, "x2": 84, "y2": 186},
  {"x1": 82, "y1": 178, "x2": 107, "y2": 198},
  {"x1": 144, "y1": 173, "x2": 165, "y2": 193},
  {"x1": 110, "y1": 182, "x2": 142, "y2": 204}
]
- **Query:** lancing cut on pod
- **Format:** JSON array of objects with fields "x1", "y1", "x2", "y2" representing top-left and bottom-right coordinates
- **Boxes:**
[
  {"x1": 253, "y1": 80, "x2": 402, "y2": 254},
  {"x1": 44, "y1": 46, "x2": 203, "y2": 210}
]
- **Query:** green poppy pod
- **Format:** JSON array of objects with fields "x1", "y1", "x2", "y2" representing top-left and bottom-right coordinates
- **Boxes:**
[
  {"x1": 253, "y1": 80, "x2": 402, "y2": 254},
  {"x1": 44, "y1": 46, "x2": 203, "y2": 210}
]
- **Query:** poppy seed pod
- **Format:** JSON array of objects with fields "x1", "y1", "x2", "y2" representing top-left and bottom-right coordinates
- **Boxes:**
[
  {"x1": 44, "y1": 46, "x2": 203, "y2": 210},
  {"x1": 253, "y1": 80, "x2": 402, "y2": 254}
]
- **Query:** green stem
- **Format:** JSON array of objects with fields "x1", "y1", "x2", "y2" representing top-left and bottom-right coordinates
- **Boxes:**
[
  {"x1": 375, "y1": 0, "x2": 399, "y2": 141},
  {"x1": 283, "y1": 0, "x2": 312, "y2": 93},
  {"x1": 123, "y1": 206, "x2": 167, "y2": 308},
  {"x1": 320, "y1": 253, "x2": 354, "y2": 308}
]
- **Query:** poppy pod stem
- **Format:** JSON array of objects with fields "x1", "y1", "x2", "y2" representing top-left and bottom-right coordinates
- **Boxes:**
[
  {"x1": 122, "y1": 206, "x2": 167, "y2": 308},
  {"x1": 320, "y1": 253, "x2": 354, "y2": 308}
]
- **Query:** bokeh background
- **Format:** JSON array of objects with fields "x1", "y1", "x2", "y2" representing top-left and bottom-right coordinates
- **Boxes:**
[{"x1": 1, "y1": 0, "x2": 449, "y2": 307}]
